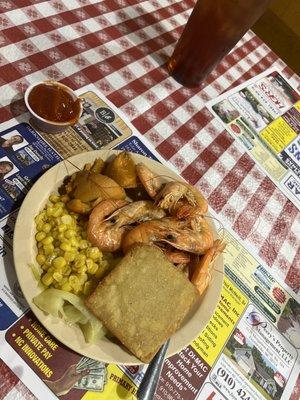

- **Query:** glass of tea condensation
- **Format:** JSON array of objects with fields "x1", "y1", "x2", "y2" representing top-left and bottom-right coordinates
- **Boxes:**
[{"x1": 167, "y1": 0, "x2": 273, "y2": 87}]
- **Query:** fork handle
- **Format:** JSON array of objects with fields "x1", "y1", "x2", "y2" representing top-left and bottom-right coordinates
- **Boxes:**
[{"x1": 137, "y1": 340, "x2": 170, "y2": 400}]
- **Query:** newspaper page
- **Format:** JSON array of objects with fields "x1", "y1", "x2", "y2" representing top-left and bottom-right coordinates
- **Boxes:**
[
  {"x1": 207, "y1": 68, "x2": 300, "y2": 210},
  {"x1": 37, "y1": 90, "x2": 132, "y2": 159},
  {"x1": 0, "y1": 84, "x2": 299, "y2": 400}
]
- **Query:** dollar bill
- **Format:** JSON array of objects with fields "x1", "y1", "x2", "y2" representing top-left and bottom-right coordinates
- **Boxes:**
[
  {"x1": 77, "y1": 361, "x2": 100, "y2": 371},
  {"x1": 75, "y1": 359, "x2": 107, "y2": 392},
  {"x1": 76, "y1": 357, "x2": 102, "y2": 371},
  {"x1": 76, "y1": 357, "x2": 90, "y2": 369},
  {"x1": 75, "y1": 372, "x2": 106, "y2": 392}
]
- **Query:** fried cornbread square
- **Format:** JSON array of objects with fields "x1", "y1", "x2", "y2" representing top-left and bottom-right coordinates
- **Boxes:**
[{"x1": 85, "y1": 244, "x2": 199, "y2": 363}]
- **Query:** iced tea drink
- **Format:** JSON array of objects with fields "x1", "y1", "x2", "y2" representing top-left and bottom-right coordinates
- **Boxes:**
[{"x1": 168, "y1": 0, "x2": 272, "y2": 87}]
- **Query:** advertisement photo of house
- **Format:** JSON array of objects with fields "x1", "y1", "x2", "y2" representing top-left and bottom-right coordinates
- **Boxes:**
[
  {"x1": 224, "y1": 330, "x2": 286, "y2": 400},
  {"x1": 233, "y1": 347, "x2": 277, "y2": 397}
]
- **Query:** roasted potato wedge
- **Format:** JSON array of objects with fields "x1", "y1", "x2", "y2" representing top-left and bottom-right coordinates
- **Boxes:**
[
  {"x1": 72, "y1": 171, "x2": 126, "y2": 202},
  {"x1": 106, "y1": 151, "x2": 137, "y2": 188}
]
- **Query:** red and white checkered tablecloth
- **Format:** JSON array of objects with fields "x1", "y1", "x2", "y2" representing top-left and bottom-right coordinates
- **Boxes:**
[{"x1": 0, "y1": 1, "x2": 299, "y2": 399}]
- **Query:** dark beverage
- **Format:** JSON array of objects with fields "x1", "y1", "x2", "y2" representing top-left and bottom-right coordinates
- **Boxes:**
[{"x1": 168, "y1": 0, "x2": 272, "y2": 87}]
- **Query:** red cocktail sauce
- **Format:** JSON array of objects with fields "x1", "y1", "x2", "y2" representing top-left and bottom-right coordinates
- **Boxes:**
[{"x1": 28, "y1": 83, "x2": 81, "y2": 123}]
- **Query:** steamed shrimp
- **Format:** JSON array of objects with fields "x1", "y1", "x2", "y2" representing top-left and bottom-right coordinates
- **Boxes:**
[
  {"x1": 191, "y1": 239, "x2": 226, "y2": 296},
  {"x1": 87, "y1": 200, "x2": 165, "y2": 252},
  {"x1": 156, "y1": 181, "x2": 208, "y2": 217},
  {"x1": 87, "y1": 199, "x2": 128, "y2": 252},
  {"x1": 122, "y1": 216, "x2": 213, "y2": 255},
  {"x1": 136, "y1": 163, "x2": 163, "y2": 198}
]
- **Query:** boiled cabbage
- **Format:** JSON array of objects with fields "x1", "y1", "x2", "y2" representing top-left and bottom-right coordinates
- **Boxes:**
[{"x1": 33, "y1": 288, "x2": 106, "y2": 343}]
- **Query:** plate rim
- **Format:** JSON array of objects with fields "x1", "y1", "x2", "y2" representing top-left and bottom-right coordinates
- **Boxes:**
[{"x1": 13, "y1": 149, "x2": 224, "y2": 365}]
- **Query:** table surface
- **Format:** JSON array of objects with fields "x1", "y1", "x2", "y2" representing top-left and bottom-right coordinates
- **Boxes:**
[{"x1": 0, "y1": 1, "x2": 299, "y2": 400}]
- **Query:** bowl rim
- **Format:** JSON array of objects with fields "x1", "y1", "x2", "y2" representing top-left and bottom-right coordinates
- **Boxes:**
[{"x1": 24, "y1": 80, "x2": 83, "y2": 127}]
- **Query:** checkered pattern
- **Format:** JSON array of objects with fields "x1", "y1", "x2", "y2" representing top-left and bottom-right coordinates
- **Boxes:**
[
  {"x1": 0, "y1": 358, "x2": 36, "y2": 400},
  {"x1": 0, "y1": 0, "x2": 299, "y2": 398}
]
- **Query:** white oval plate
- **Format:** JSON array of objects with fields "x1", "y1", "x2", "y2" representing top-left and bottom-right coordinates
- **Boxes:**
[{"x1": 13, "y1": 149, "x2": 223, "y2": 365}]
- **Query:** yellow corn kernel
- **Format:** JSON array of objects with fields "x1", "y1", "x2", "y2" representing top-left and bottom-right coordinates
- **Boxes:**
[
  {"x1": 69, "y1": 274, "x2": 79, "y2": 287},
  {"x1": 36, "y1": 221, "x2": 44, "y2": 231},
  {"x1": 36, "y1": 254, "x2": 46, "y2": 265},
  {"x1": 57, "y1": 233, "x2": 65, "y2": 241},
  {"x1": 53, "y1": 256, "x2": 66, "y2": 270},
  {"x1": 42, "y1": 236, "x2": 54, "y2": 246},
  {"x1": 64, "y1": 251, "x2": 75, "y2": 262},
  {"x1": 77, "y1": 273, "x2": 88, "y2": 285},
  {"x1": 65, "y1": 229, "x2": 75, "y2": 239},
  {"x1": 75, "y1": 253, "x2": 86, "y2": 263},
  {"x1": 35, "y1": 214, "x2": 44, "y2": 224},
  {"x1": 42, "y1": 223, "x2": 51, "y2": 233},
  {"x1": 79, "y1": 240, "x2": 88, "y2": 250},
  {"x1": 52, "y1": 208, "x2": 63, "y2": 218},
  {"x1": 53, "y1": 217, "x2": 60, "y2": 224},
  {"x1": 86, "y1": 247, "x2": 101, "y2": 260},
  {"x1": 73, "y1": 259, "x2": 84, "y2": 270},
  {"x1": 86, "y1": 258, "x2": 93, "y2": 267},
  {"x1": 40, "y1": 210, "x2": 46, "y2": 218},
  {"x1": 87, "y1": 261, "x2": 98, "y2": 275},
  {"x1": 53, "y1": 272, "x2": 63, "y2": 282},
  {"x1": 61, "y1": 215, "x2": 73, "y2": 225},
  {"x1": 42, "y1": 272, "x2": 53, "y2": 286},
  {"x1": 52, "y1": 231, "x2": 59, "y2": 240},
  {"x1": 44, "y1": 244, "x2": 55, "y2": 255},
  {"x1": 61, "y1": 282, "x2": 72, "y2": 292},
  {"x1": 75, "y1": 262, "x2": 87, "y2": 274},
  {"x1": 35, "y1": 231, "x2": 46, "y2": 242},
  {"x1": 49, "y1": 194, "x2": 60, "y2": 203},
  {"x1": 60, "y1": 242, "x2": 72, "y2": 252},
  {"x1": 70, "y1": 237, "x2": 79, "y2": 248},
  {"x1": 58, "y1": 224, "x2": 67, "y2": 233},
  {"x1": 48, "y1": 221, "x2": 55, "y2": 228},
  {"x1": 63, "y1": 266, "x2": 72, "y2": 276},
  {"x1": 46, "y1": 207, "x2": 55, "y2": 217}
]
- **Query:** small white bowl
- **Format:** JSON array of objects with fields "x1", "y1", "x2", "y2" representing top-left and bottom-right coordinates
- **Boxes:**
[{"x1": 24, "y1": 81, "x2": 83, "y2": 134}]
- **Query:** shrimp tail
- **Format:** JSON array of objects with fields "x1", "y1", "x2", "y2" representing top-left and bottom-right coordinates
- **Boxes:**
[
  {"x1": 164, "y1": 249, "x2": 191, "y2": 265},
  {"x1": 136, "y1": 163, "x2": 162, "y2": 198},
  {"x1": 191, "y1": 239, "x2": 226, "y2": 296}
]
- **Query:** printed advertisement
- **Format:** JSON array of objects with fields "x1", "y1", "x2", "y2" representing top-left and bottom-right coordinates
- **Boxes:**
[
  {"x1": 0, "y1": 211, "x2": 28, "y2": 331},
  {"x1": 207, "y1": 69, "x2": 300, "y2": 209},
  {"x1": 220, "y1": 305, "x2": 297, "y2": 400},
  {"x1": 0, "y1": 84, "x2": 299, "y2": 400},
  {"x1": 0, "y1": 123, "x2": 62, "y2": 220}
]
